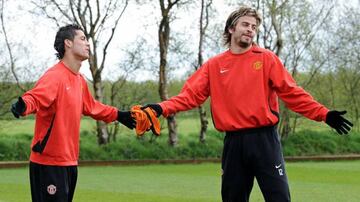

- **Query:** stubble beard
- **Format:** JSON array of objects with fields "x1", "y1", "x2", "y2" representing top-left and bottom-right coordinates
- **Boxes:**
[
  {"x1": 238, "y1": 40, "x2": 251, "y2": 49},
  {"x1": 237, "y1": 35, "x2": 253, "y2": 49}
]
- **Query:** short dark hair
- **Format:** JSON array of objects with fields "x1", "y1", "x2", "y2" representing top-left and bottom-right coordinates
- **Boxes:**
[
  {"x1": 54, "y1": 24, "x2": 84, "y2": 59},
  {"x1": 223, "y1": 6, "x2": 262, "y2": 47}
]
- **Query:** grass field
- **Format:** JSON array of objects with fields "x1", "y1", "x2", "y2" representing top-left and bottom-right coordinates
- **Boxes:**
[{"x1": 0, "y1": 161, "x2": 360, "y2": 202}]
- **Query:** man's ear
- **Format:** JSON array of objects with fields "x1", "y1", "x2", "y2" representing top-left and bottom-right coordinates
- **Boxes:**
[
  {"x1": 64, "y1": 39, "x2": 72, "y2": 48},
  {"x1": 228, "y1": 27, "x2": 235, "y2": 34}
]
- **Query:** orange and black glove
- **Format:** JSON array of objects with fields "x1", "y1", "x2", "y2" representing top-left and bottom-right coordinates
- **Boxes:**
[
  {"x1": 131, "y1": 105, "x2": 161, "y2": 136},
  {"x1": 141, "y1": 104, "x2": 163, "y2": 117},
  {"x1": 325, "y1": 110, "x2": 353, "y2": 135}
]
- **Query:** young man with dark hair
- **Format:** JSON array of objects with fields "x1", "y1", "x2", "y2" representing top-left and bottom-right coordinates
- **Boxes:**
[
  {"x1": 11, "y1": 24, "x2": 135, "y2": 202},
  {"x1": 142, "y1": 6, "x2": 353, "y2": 202}
]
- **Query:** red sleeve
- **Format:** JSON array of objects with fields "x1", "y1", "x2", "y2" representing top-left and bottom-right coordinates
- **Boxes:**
[
  {"x1": 81, "y1": 77, "x2": 118, "y2": 123},
  {"x1": 160, "y1": 62, "x2": 210, "y2": 117},
  {"x1": 22, "y1": 70, "x2": 59, "y2": 115},
  {"x1": 268, "y1": 53, "x2": 329, "y2": 121}
]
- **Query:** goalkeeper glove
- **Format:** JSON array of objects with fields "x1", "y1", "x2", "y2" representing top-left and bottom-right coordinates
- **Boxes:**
[
  {"x1": 11, "y1": 97, "x2": 26, "y2": 118},
  {"x1": 141, "y1": 104, "x2": 163, "y2": 117},
  {"x1": 117, "y1": 110, "x2": 136, "y2": 129},
  {"x1": 325, "y1": 110, "x2": 353, "y2": 135}
]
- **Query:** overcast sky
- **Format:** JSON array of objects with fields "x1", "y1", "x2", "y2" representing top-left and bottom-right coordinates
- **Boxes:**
[
  {"x1": 1, "y1": 0, "x2": 358, "y2": 82},
  {"x1": 0, "y1": 0, "x2": 228, "y2": 82}
]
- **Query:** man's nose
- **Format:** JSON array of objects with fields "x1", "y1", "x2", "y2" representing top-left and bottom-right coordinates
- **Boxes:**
[{"x1": 246, "y1": 25, "x2": 253, "y2": 32}]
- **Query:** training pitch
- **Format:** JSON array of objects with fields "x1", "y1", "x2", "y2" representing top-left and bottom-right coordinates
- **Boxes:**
[{"x1": 0, "y1": 161, "x2": 359, "y2": 202}]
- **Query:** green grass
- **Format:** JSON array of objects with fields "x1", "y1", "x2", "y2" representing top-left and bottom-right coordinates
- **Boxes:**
[{"x1": 0, "y1": 161, "x2": 360, "y2": 202}]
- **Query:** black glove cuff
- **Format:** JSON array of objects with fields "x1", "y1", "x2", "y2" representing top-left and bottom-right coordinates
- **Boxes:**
[
  {"x1": 117, "y1": 110, "x2": 130, "y2": 121},
  {"x1": 117, "y1": 110, "x2": 136, "y2": 129},
  {"x1": 150, "y1": 104, "x2": 163, "y2": 117},
  {"x1": 11, "y1": 97, "x2": 26, "y2": 118}
]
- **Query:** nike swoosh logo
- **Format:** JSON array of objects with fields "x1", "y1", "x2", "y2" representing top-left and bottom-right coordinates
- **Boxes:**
[
  {"x1": 220, "y1": 69, "x2": 229, "y2": 74},
  {"x1": 275, "y1": 164, "x2": 282, "y2": 169}
]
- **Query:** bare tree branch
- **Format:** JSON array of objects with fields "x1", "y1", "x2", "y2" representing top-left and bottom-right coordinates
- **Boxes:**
[
  {"x1": 49, "y1": 0, "x2": 73, "y2": 21},
  {"x1": 99, "y1": 0, "x2": 129, "y2": 73},
  {"x1": 0, "y1": 0, "x2": 26, "y2": 92},
  {"x1": 69, "y1": 0, "x2": 81, "y2": 26}
]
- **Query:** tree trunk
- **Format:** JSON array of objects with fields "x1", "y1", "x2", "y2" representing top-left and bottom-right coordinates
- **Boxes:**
[
  {"x1": 267, "y1": 0, "x2": 289, "y2": 138},
  {"x1": 96, "y1": 121, "x2": 109, "y2": 144},
  {"x1": 89, "y1": 54, "x2": 109, "y2": 145},
  {"x1": 166, "y1": 115, "x2": 178, "y2": 145},
  {"x1": 196, "y1": 0, "x2": 211, "y2": 143},
  {"x1": 279, "y1": 107, "x2": 291, "y2": 140},
  {"x1": 198, "y1": 106, "x2": 208, "y2": 143},
  {"x1": 158, "y1": 0, "x2": 179, "y2": 146}
]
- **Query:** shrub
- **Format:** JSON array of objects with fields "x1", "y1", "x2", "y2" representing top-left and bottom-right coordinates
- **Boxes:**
[
  {"x1": 0, "y1": 133, "x2": 32, "y2": 161},
  {"x1": 0, "y1": 129, "x2": 359, "y2": 161},
  {"x1": 282, "y1": 130, "x2": 360, "y2": 156}
]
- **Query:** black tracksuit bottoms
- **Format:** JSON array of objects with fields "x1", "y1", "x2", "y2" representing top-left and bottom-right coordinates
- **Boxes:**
[
  {"x1": 221, "y1": 126, "x2": 291, "y2": 202},
  {"x1": 29, "y1": 162, "x2": 78, "y2": 202}
]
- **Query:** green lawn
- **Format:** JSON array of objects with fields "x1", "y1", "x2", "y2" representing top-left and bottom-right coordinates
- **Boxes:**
[{"x1": 0, "y1": 161, "x2": 360, "y2": 202}]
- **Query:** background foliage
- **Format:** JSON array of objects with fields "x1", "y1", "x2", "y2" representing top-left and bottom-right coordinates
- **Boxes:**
[{"x1": 0, "y1": 0, "x2": 359, "y2": 157}]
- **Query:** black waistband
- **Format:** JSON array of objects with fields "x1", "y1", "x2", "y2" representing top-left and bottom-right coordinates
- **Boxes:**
[{"x1": 226, "y1": 125, "x2": 276, "y2": 135}]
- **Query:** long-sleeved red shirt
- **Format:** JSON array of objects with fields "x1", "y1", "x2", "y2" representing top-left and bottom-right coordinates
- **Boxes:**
[
  {"x1": 160, "y1": 45, "x2": 329, "y2": 132},
  {"x1": 22, "y1": 61, "x2": 118, "y2": 166}
]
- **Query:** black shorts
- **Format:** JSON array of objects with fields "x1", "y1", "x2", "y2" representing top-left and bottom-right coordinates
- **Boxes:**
[
  {"x1": 29, "y1": 161, "x2": 78, "y2": 202},
  {"x1": 221, "y1": 126, "x2": 290, "y2": 202}
]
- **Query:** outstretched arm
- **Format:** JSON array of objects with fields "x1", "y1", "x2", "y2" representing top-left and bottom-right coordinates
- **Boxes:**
[
  {"x1": 268, "y1": 53, "x2": 353, "y2": 134},
  {"x1": 154, "y1": 62, "x2": 210, "y2": 117}
]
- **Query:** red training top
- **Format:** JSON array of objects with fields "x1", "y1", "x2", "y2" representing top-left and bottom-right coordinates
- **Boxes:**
[
  {"x1": 160, "y1": 45, "x2": 329, "y2": 132},
  {"x1": 22, "y1": 61, "x2": 118, "y2": 166}
]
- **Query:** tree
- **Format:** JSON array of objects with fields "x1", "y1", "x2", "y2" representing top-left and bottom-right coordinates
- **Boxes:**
[
  {"x1": 106, "y1": 38, "x2": 145, "y2": 141},
  {"x1": 0, "y1": 0, "x2": 26, "y2": 93},
  {"x1": 157, "y1": 0, "x2": 182, "y2": 146},
  {"x1": 32, "y1": 0, "x2": 129, "y2": 144},
  {"x1": 278, "y1": 1, "x2": 335, "y2": 138},
  {"x1": 329, "y1": 5, "x2": 360, "y2": 131},
  {"x1": 194, "y1": 0, "x2": 213, "y2": 143},
  {"x1": 0, "y1": 0, "x2": 37, "y2": 117}
]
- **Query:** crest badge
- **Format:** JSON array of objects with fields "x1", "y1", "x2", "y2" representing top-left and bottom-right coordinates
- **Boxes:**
[
  {"x1": 253, "y1": 61, "x2": 263, "y2": 70},
  {"x1": 47, "y1": 184, "x2": 57, "y2": 195}
]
